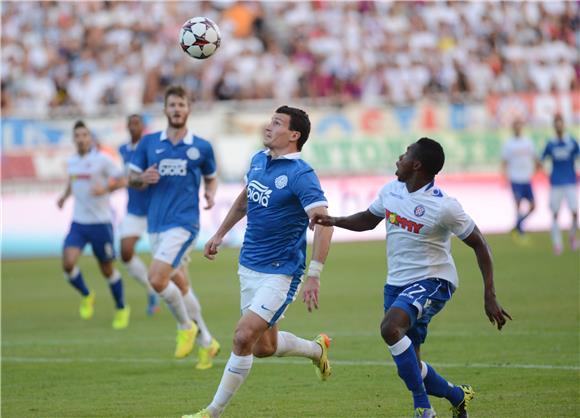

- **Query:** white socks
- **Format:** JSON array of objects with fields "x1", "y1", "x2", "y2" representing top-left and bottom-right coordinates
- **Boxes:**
[
  {"x1": 106, "y1": 269, "x2": 122, "y2": 283},
  {"x1": 159, "y1": 281, "x2": 191, "y2": 330},
  {"x1": 124, "y1": 256, "x2": 154, "y2": 293},
  {"x1": 551, "y1": 221, "x2": 562, "y2": 248},
  {"x1": 207, "y1": 353, "x2": 253, "y2": 417},
  {"x1": 274, "y1": 331, "x2": 321, "y2": 361},
  {"x1": 183, "y1": 289, "x2": 212, "y2": 347}
]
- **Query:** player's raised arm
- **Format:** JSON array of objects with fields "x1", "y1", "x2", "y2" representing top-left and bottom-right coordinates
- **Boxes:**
[
  {"x1": 309, "y1": 209, "x2": 383, "y2": 232},
  {"x1": 462, "y1": 225, "x2": 512, "y2": 330},
  {"x1": 204, "y1": 188, "x2": 248, "y2": 260}
]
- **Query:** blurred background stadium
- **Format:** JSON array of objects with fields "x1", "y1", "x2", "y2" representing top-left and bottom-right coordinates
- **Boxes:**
[{"x1": 2, "y1": 0, "x2": 579, "y2": 257}]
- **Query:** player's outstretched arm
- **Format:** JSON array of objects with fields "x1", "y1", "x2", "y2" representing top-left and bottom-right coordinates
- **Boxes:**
[
  {"x1": 462, "y1": 225, "x2": 512, "y2": 330},
  {"x1": 57, "y1": 178, "x2": 72, "y2": 209},
  {"x1": 204, "y1": 188, "x2": 248, "y2": 260},
  {"x1": 309, "y1": 209, "x2": 382, "y2": 232},
  {"x1": 302, "y1": 206, "x2": 334, "y2": 312}
]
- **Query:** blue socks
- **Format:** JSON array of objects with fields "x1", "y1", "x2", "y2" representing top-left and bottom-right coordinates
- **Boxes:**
[
  {"x1": 66, "y1": 266, "x2": 90, "y2": 296},
  {"x1": 107, "y1": 270, "x2": 125, "y2": 309},
  {"x1": 421, "y1": 361, "x2": 465, "y2": 406},
  {"x1": 388, "y1": 336, "x2": 431, "y2": 409}
]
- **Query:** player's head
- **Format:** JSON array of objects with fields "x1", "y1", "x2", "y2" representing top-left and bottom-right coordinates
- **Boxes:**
[
  {"x1": 164, "y1": 85, "x2": 190, "y2": 129},
  {"x1": 396, "y1": 137, "x2": 445, "y2": 181},
  {"x1": 263, "y1": 106, "x2": 311, "y2": 152},
  {"x1": 127, "y1": 114, "x2": 144, "y2": 143},
  {"x1": 512, "y1": 118, "x2": 523, "y2": 137},
  {"x1": 73, "y1": 120, "x2": 92, "y2": 155},
  {"x1": 553, "y1": 113, "x2": 564, "y2": 136}
]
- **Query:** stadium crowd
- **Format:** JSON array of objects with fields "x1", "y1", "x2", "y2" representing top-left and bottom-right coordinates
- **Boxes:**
[{"x1": 2, "y1": 1, "x2": 578, "y2": 117}]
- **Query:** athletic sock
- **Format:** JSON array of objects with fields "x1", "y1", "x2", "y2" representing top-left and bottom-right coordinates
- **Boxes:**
[
  {"x1": 207, "y1": 353, "x2": 253, "y2": 417},
  {"x1": 124, "y1": 256, "x2": 155, "y2": 293},
  {"x1": 515, "y1": 214, "x2": 524, "y2": 233},
  {"x1": 107, "y1": 270, "x2": 125, "y2": 309},
  {"x1": 551, "y1": 221, "x2": 562, "y2": 248},
  {"x1": 183, "y1": 289, "x2": 212, "y2": 347},
  {"x1": 159, "y1": 281, "x2": 191, "y2": 330},
  {"x1": 274, "y1": 331, "x2": 322, "y2": 361},
  {"x1": 65, "y1": 266, "x2": 90, "y2": 296},
  {"x1": 421, "y1": 361, "x2": 464, "y2": 406},
  {"x1": 388, "y1": 336, "x2": 431, "y2": 409}
]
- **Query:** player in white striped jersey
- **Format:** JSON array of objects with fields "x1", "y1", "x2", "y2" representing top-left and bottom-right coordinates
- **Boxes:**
[{"x1": 311, "y1": 137, "x2": 511, "y2": 418}]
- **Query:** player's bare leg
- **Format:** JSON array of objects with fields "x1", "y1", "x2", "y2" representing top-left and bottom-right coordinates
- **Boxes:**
[
  {"x1": 121, "y1": 236, "x2": 159, "y2": 315},
  {"x1": 569, "y1": 212, "x2": 578, "y2": 251},
  {"x1": 62, "y1": 247, "x2": 93, "y2": 319}
]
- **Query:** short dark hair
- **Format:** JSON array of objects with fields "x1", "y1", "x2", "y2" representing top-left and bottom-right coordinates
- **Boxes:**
[
  {"x1": 73, "y1": 120, "x2": 87, "y2": 130},
  {"x1": 414, "y1": 137, "x2": 445, "y2": 177},
  {"x1": 276, "y1": 105, "x2": 311, "y2": 151},
  {"x1": 127, "y1": 114, "x2": 143, "y2": 122},
  {"x1": 164, "y1": 85, "x2": 188, "y2": 105}
]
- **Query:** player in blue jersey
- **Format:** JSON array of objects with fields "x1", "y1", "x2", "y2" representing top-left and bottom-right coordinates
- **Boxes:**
[
  {"x1": 118, "y1": 114, "x2": 160, "y2": 315},
  {"x1": 57, "y1": 120, "x2": 130, "y2": 329},
  {"x1": 541, "y1": 114, "x2": 579, "y2": 254},
  {"x1": 129, "y1": 86, "x2": 220, "y2": 369},
  {"x1": 310, "y1": 138, "x2": 511, "y2": 418},
  {"x1": 183, "y1": 106, "x2": 334, "y2": 418}
]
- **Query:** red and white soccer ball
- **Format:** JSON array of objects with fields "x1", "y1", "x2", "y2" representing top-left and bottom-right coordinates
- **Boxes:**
[{"x1": 179, "y1": 17, "x2": 221, "y2": 60}]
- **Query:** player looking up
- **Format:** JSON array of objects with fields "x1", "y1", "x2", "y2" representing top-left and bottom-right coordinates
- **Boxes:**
[
  {"x1": 183, "y1": 106, "x2": 334, "y2": 418},
  {"x1": 310, "y1": 137, "x2": 511, "y2": 418},
  {"x1": 57, "y1": 120, "x2": 130, "y2": 330},
  {"x1": 118, "y1": 114, "x2": 160, "y2": 316},
  {"x1": 128, "y1": 86, "x2": 220, "y2": 369},
  {"x1": 541, "y1": 113, "x2": 579, "y2": 254}
]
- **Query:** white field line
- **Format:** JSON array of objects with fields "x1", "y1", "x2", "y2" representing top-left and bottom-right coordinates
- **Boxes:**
[{"x1": 2, "y1": 356, "x2": 578, "y2": 371}]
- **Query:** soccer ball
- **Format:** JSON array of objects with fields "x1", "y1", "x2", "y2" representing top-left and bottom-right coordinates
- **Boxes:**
[{"x1": 179, "y1": 17, "x2": 221, "y2": 60}]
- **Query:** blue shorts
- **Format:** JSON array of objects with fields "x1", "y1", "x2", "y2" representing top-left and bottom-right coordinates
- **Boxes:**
[
  {"x1": 384, "y1": 278, "x2": 454, "y2": 347},
  {"x1": 64, "y1": 222, "x2": 116, "y2": 263},
  {"x1": 510, "y1": 182, "x2": 534, "y2": 202}
]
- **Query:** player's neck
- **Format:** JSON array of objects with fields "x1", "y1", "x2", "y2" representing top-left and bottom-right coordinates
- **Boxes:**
[
  {"x1": 268, "y1": 145, "x2": 297, "y2": 159},
  {"x1": 166, "y1": 126, "x2": 188, "y2": 144},
  {"x1": 404, "y1": 176, "x2": 432, "y2": 193}
]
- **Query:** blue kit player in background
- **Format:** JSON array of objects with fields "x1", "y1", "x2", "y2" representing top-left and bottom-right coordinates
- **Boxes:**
[
  {"x1": 541, "y1": 113, "x2": 579, "y2": 255},
  {"x1": 501, "y1": 119, "x2": 540, "y2": 241},
  {"x1": 129, "y1": 86, "x2": 220, "y2": 369},
  {"x1": 184, "y1": 106, "x2": 334, "y2": 418},
  {"x1": 118, "y1": 114, "x2": 160, "y2": 315},
  {"x1": 310, "y1": 138, "x2": 511, "y2": 418},
  {"x1": 57, "y1": 120, "x2": 130, "y2": 330}
]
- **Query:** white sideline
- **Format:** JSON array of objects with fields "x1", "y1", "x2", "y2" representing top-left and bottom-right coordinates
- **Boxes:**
[{"x1": 3, "y1": 356, "x2": 578, "y2": 371}]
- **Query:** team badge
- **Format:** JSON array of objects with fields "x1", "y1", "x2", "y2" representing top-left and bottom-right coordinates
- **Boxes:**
[
  {"x1": 274, "y1": 175, "x2": 288, "y2": 189},
  {"x1": 186, "y1": 147, "x2": 200, "y2": 160},
  {"x1": 414, "y1": 205, "x2": 425, "y2": 217}
]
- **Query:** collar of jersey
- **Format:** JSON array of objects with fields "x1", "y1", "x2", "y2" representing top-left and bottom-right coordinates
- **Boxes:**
[
  {"x1": 160, "y1": 130, "x2": 194, "y2": 145},
  {"x1": 263, "y1": 149, "x2": 301, "y2": 160},
  {"x1": 399, "y1": 179, "x2": 435, "y2": 194}
]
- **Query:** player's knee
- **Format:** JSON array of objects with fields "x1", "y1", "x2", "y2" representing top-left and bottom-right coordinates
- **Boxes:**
[
  {"x1": 380, "y1": 318, "x2": 403, "y2": 346},
  {"x1": 120, "y1": 247, "x2": 133, "y2": 263},
  {"x1": 62, "y1": 260, "x2": 75, "y2": 274},
  {"x1": 149, "y1": 273, "x2": 167, "y2": 293},
  {"x1": 233, "y1": 327, "x2": 255, "y2": 352}
]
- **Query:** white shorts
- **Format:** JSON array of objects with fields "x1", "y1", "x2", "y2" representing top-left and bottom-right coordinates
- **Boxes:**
[
  {"x1": 550, "y1": 185, "x2": 579, "y2": 213},
  {"x1": 119, "y1": 213, "x2": 147, "y2": 239},
  {"x1": 149, "y1": 227, "x2": 197, "y2": 268},
  {"x1": 238, "y1": 264, "x2": 303, "y2": 327}
]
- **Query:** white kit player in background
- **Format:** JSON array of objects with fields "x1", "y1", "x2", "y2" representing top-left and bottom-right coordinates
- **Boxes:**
[
  {"x1": 128, "y1": 86, "x2": 220, "y2": 370},
  {"x1": 118, "y1": 114, "x2": 160, "y2": 316},
  {"x1": 501, "y1": 119, "x2": 541, "y2": 240},
  {"x1": 541, "y1": 113, "x2": 579, "y2": 255},
  {"x1": 183, "y1": 106, "x2": 334, "y2": 418},
  {"x1": 57, "y1": 120, "x2": 130, "y2": 330},
  {"x1": 311, "y1": 138, "x2": 511, "y2": 418}
]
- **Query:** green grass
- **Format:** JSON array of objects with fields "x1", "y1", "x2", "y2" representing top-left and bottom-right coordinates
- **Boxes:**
[{"x1": 2, "y1": 232, "x2": 579, "y2": 417}]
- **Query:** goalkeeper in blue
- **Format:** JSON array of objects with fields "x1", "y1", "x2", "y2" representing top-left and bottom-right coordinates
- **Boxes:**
[{"x1": 310, "y1": 137, "x2": 512, "y2": 418}]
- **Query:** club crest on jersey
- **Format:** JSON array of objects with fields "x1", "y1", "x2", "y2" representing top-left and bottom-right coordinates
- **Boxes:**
[
  {"x1": 186, "y1": 147, "x2": 200, "y2": 160},
  {"x1": 247, "y1": 180, "x2": 272, "y2": 207},
  {"x1": 385, "y1": 209, "x2": 424, "y2": 234},
  {"x1": 414, "y1": 205, "x2": 426, "y2": 217},
  {"x1": 274, "y1": 175, "x2": 288, "y2": 189},
  {"x1": 159, "y1": 158, "x2": 187, "y2": 176}
]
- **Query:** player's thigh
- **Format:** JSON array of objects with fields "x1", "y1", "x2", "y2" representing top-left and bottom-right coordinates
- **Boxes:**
[
  {"x1": 170, "y1": 265, "x2": 190, "y2": 294},
  {"x1": 149, "y1": 227, "x2": 196, "y2": 269},
  {"x1": 120, "y1": 236, "x2": 140, "y2": 261},
  {"x1": 62, "y1": 247, "x2": 83, "y2": 271},
  {"x1": 550, "y1": 186, "x2": 565, "y2": 213},
  {"x1": 88, "y1": 223, "x2": 116, "y2": 263},
  {"x1": 254, "y1": 324, "x2": 278, "y2": 357},
  {"x1": 564, "y1": 185, "x2": 578, "y2": 212}
]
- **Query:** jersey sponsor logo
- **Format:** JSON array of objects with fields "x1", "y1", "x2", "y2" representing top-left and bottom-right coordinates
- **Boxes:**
[
  {"x1": 385, "y1": 208, "x2": 424, "y2": 234},
  {"x1": 71, "y1": 174, "x2": 91, "y2": 181},
  {"x1": 432, "y1": 188, "x2": 443, "y2": 197},
  {"x1": 186, "y1": 147, "x2": 200, "y2": 160},
  {"x1": 274, "y1": 175, "x2": 288, "y2": 189},
  {"x1": 158, "y1": 158, "x2": 187, "y2": 176},
  {"x1": 247, "y1": 180, "x2": 272, "y2": 207},
  {"x1": 414, "y1": 205, "x2": 425, "y2": 217}
]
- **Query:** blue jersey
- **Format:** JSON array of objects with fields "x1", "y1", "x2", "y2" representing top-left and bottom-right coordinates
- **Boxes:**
[
  {"x1": 129, "y1": 130, "x2": 217, "y2": 234},
  {"x1": 541, "y1": 135, "x2": 579, "y2": 185},
  {"x1": 119, "y1": 142, "x2": 149, "y2": 216},
  {"x1": 240, "y1": 150, "x2": 327, "y2": 276}
]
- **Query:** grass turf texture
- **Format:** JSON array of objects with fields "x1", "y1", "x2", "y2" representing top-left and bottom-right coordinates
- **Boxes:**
[{"x1": 2, "y1": 232, "x2": 579, "y2": 417}]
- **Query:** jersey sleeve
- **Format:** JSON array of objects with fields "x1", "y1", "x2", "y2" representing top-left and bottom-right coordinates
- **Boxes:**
[
  {"x1": 201, "y1": 142, "x2": 217, "y2": 177},
  {"x1": 291, "y1": 168, "x2": 327, "y2": 212},
  {"x1": 368, "y1": 184, "x2": 389, "y2": 218},
  {"x1": 102, "y1": 153, "x2": 124, "y2": 178},
  {"x1": 440, "y1": 198, "x2": 475, "y2": 240},
  {"x1": 129, "y1": 136, "x2": 148, "y2": 172},
  {"x1": 541, "y1": 142, "x2": 551, "y2": 161},
  {"x1": 573, "y1": 138, "x2": 579, "y2": 158}
]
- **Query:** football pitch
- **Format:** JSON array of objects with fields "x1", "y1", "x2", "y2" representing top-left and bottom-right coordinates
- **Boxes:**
[{"x1": 2, "y1": 233, "x2": 579, "y2": 417}]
